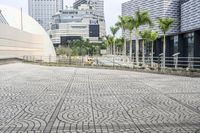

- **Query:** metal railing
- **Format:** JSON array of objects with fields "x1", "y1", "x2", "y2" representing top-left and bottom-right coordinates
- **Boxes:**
[{"x1": 22, "y1": 55, "x2": 200, "y2": 70}]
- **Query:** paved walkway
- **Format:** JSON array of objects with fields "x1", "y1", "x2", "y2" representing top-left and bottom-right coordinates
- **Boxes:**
[{"x1": 0, "y1": 63, "x2": 200, "y2": 133}]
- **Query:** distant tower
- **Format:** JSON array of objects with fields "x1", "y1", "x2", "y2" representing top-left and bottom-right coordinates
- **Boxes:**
[
  {"x1": 73, "y1": 0, "x2": 104, "y2": 17},
  {"x1": 28, "y1": 0, "x2": 63, "y2": 30}
]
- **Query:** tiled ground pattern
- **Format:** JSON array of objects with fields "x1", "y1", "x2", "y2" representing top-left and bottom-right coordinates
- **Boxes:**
[{"x1": 0, "y1": 64, "x2": 200, "y2": 133}]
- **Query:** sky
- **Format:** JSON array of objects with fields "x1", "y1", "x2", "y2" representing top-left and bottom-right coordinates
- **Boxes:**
[{"x1": 0, "y1": 0, "x2": 128, "y2": 35}]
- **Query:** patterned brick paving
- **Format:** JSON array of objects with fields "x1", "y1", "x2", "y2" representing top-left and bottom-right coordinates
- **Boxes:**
[{"x1": 0, "y1": 63, "x2": 200, "y2": 133}]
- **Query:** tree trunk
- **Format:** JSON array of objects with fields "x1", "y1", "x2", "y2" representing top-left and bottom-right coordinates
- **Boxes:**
[
  {"x1": 113, "y1": 40, "x2": 116, "y2": 56},
  {"x1": 142, "y1": 40, "x2": 145, "y2": 66},
  {"x1": 163, "y1": 35, "x2": 166, "y2": 68},
  {"x1": 151, "y1": 41, "x2": 154, "y2": 67},
  {"x1": 129, "y1": 31, "x2": 133, "y2": 62},
  {"x1": 117, "y1": 47, "x2": 119, "y2": 55},
  {"x1": 110, "y1": 45, "x2": 113, "y2": 55},
  {"x1": 135, "y1": 29, "x2": 139, "y2": 66},
  {"x1": 123, "y1": 30, "x2": 127, "y2": 56}
]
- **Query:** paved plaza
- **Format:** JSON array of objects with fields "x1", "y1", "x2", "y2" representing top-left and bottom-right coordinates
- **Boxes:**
[{"x1": 0, "y1": 63, "x2": 200, "y2": 133}]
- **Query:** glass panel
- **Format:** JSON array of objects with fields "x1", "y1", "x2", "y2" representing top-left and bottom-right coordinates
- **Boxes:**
[
  {"x1": 187, "y1": 33, "x2": 194, "y2": 57},
  {"x1": 184, "y1": 32, "x2": 194, "y2": 68},
  {"x1": 174, "y1": 36, "x2": 179, "y2": 54}
]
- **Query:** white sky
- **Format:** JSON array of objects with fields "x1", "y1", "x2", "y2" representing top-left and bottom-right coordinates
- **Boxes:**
[{"x1": 0, "y1": 0, "x2": 129, "y2": 35}]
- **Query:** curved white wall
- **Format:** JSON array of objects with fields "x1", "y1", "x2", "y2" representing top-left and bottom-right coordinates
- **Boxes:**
[{"x1": 0, "y1": 5, "x2": 56, "y2": 59}]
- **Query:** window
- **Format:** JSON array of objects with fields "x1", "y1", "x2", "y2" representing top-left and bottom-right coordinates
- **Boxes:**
[
  {"x1": 184, "y1": 33, "x2": 194, "y2": 57},
  {"x1": 174, "y1": 36, "x2": 178, "y2": 54},
  {"x1": 184, "y1": 32, "x2": 194, "y2": 68}
]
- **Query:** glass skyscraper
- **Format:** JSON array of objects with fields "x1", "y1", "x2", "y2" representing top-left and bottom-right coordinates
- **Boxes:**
[{"x1": 28, "y1": 0, "x2": 63, "y2": 30}]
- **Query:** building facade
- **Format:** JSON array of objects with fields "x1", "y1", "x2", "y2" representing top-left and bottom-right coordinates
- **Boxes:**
[
  {"x1": 0, "y1": 10, "x2": 8, "y2": 24},
  {"x1": 122, "y1": 0, "x2": 200, "y2": 61},
  {"x1": 48, "y1": 4, "x2": 106, "y2": 47},
  {"x1": 0, "y1": 5, "x2": 56, "y2": 59},
  {"x1": 28, "y1": 0, "x2": 63, "y2": 30},
  {"x1": 122, "y1": 0, "x2": 180, "y2": 39},
  {"x1": 73, "y1": 0, "x2": 104, "y2": 17},
  {"x1": 181, "y1": 0, "x2": 200, "y2": 32}
]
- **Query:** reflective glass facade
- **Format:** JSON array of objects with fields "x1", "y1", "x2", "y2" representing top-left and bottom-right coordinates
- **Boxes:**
[
  {"x1": 122, "y1": 0, "x2": 200, "y2": 59},
  {"x1": 28, "y1": 0, "x2": 63, "y2": 30},
  {"x1": 0, "y1": 10, "x2": 8, "y2": 25}
]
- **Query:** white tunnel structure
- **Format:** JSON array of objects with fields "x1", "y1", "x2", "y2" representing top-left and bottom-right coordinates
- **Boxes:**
[{"x1": 0, "y1": 5, "x2": 56, "y2": 59}]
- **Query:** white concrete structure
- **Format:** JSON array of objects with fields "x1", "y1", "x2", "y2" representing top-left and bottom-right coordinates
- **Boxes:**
[
  {"x1": 49, "y1": 4, "x2": 106, "y2": 46},
  {"x1": 0, "y1": 5, "x2": 56, "y2": 59},
  {"x1": 28, "y1": 0, "x2": 63, "y2": 30}
]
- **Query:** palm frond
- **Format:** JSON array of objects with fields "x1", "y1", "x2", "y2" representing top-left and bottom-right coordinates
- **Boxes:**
[
  {"x1": 139, "y1": 29, "x2": 151, "y2": 41},
  {"x1": 135, "y1": 10, "x2": 152, "y2": 28},
  {"x1": 150, "y1": 30, "x2": 159, "y2": 41},
  {"x1": 110, "y1": 26, "x2": 119, "y2": 36},
  {"x1": 157, "y1": 17, "x2": 175, "y2": 33}
]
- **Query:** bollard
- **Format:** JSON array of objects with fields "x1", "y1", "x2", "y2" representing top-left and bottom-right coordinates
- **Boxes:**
[{"x1": 173, "y1": 53, "x2": 180, "y2": 69}]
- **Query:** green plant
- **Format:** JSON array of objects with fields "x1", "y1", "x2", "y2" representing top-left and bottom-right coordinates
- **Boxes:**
[
  {"x1": 134, "y1": 10, "x2": 152, "y2": 66},
  {"x1": 126, "y1": 16, "x2": 135, "y2": 61},
  {"x1": 104, "y1": 35, "x2": 114, "y2": 54},
  {"x1": 56, "y1": 47, "x2": 72, "y2": 56},
  {"x1": 157, "y1": 17, "x2": 175, "y2": 68},
  {"x1": 150, "y1": 30, "x2": 159, "y2": 67},
  {"x1": 116, "y1": 37, "x2": 124, "y2": 55},
  {"x1": 116, "y1": 16, "x2": 130, "y2": 55},
  {"x1": 139, "y1": 29, "x2": 151, "y2": 65},
  {"x1": 110, "y1": 26, "x2": 119, "y2": 55}
]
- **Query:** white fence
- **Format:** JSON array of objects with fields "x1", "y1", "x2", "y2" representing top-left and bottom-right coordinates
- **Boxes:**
[{"x1": 22, "y1": 55, "x2": 200, "y2": 69}]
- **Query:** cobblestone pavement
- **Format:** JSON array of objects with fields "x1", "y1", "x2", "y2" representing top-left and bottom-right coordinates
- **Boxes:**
[{"x1": 0, "y1": 63, "x2": 200, "y2": 133}]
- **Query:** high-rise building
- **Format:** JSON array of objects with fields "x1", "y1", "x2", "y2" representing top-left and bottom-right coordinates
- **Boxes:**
[
  {"x1": 73, "y1": 0, "x2": 104, "y2": 17},
  {"x1": 48, "y1": 4, "x2": 106, "y2": 47},
  {"x1": 0, "y1": 10, "x2": 8, "y2": 25},
  {"x1": 28, "y1": 0, "x2": 63, "y2": 30},
  {"x1": 122, "y1": 0, "x2": 180, "y2": 39},
  {"x1": 122, "y1": 0, "x2": 200, "y2": 59}
]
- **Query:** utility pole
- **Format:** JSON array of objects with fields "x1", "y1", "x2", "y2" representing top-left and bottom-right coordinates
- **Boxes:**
[{"x1": 21, "y1": 8, "x2": 23, "y2": 31}]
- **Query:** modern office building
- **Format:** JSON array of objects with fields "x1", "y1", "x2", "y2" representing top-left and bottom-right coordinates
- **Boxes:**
[
  {"x1": 73, "y1": 0, "x2": 104, "y2": 17},
  {"x1": 28, "y1": 0, "x2": 63, "y2": 30},
  {"x1": 0, "y1": 10, "x2": 8, "y2": 24},
  {"x1": 48, "y1": 4, "x2": 106, "y2": 47},
  {"x1": 0, "y1": 5, "x2": 56, "y2": 59},
  {"x1": 122, "y1": 0, "x2": 200, "y2": 59}
]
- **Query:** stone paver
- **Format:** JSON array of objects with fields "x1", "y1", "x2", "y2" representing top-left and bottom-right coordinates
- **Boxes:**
[{"x1": 0, "y1": 63, "x2": 200, "y2": 133}]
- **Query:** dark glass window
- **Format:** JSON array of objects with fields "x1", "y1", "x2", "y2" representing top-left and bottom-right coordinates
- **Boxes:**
[
  {"x1": 174, "y1": 36, "x2": 179, "y2": 54},
  {"x1": 184, "y1": 32, "x2": 194, "y2": 68},
  {"x1": 184, "y1": 33, "x2": 194, "y2": 57},
  {"x1": 89, "y1": 25, "x2": 99, "y2": 37}
]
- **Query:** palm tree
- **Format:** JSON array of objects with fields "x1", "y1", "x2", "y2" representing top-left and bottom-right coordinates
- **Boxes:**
[
  {"x1": 139, "y1": 29, "x2": 151, "y2": 66},
  {"x1": 116, "y1": 16, "x2": 129, "y2": 56},
  {"x1": 110, "y1": 26, "x2": 119, "y2": 56},
  {"x1": 126, "y1": 17, "x2": 135, "y2": 62},
  {"x1": 134, "y1": 10, "x2": 152, "y2": 66},
  {"x1": 104, "y1": 35, "x2": 114, "y2": 54},
  {"x1": 158, "y1": 17, "x2": 175, "y2": 68},
  {"x1": 116, "y1": 37, "x2": 124, "y2": 55},
  {"x1": 150, "y1": 30, "x2": 159, "y2": 67}
]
